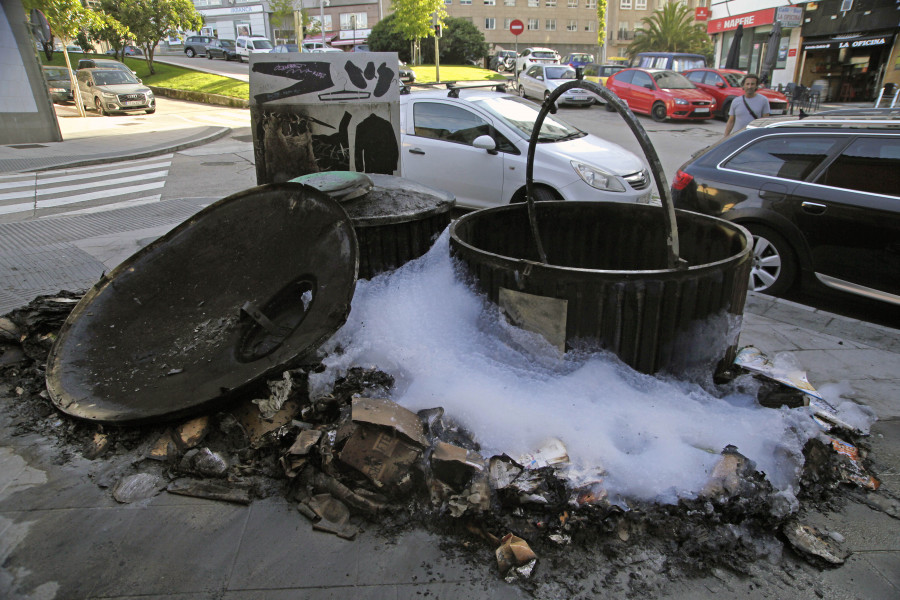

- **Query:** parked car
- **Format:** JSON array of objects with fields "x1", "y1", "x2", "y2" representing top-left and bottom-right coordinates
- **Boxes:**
[
  {"x1": 398, "y1": 87, "x2": 651, "y2": 209},
  {"x1": 671, "y1": 110, "x2": 900, "y2": 304},
  {"x1": 271, "y1": 44, "x2": 299, "y2": 53},
  {"x1": 683, "y1": 68, "x2": 789, "y2": 119},
  {"x1": 630, "y1": 52, "x2": 706, "y2": 72},
  {"x1": 42, "y1": 66, "x2": 73, "y2": 104},
  {"x1": 75, "y1": 68, "x2": 155, "y2": 115},
  {"x1": 105, "y1": 45, "x2": 142, "y2": 57},
  {"x1": 562, "y1": 53, "x2": 594, "y2": 70},
  {"x1": 604, "y1": 68, "x2": 716, "y2": 122},
  {"x1": 515, "y1": 47, "x2": 559, "y2": 74},
  {"x1": 350, "y1": 44, "x2": 369, "y2": 52},
  {"x1": 490, "y1": 49, "x2": 517, "y2": 72},
  {"x1": 236, "y1": 36, "x2": 274, "y2": 61},
  {"x1": 77, "y1": 58, "x2": 139, "y2": 79},
  {"x1": 517, "y1": 64, "x2": 593, "y2": 107},
  {"x1": 184, "y1": 35, "x2": 214, "y2": 58},
  {"x1": 582, "y1": 63, "x2": 625, "y2": 87},
  {"x1": 307, "y1": 47, "x2": 343, "y2": 54},
  {"x1": 66, "y1": 44, "x2": 82, "y2": 53},
  {"x1": 207, "y1": 39, "x2": 239, "y2": 61},
  {"x1": 398, "y1": 61, "x2": 415, "y2": 84}
]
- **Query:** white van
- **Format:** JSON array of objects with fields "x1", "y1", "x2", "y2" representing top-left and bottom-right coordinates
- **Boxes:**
[{"x1": 235, "y1": 36, "x2": 274, "y2": 62}]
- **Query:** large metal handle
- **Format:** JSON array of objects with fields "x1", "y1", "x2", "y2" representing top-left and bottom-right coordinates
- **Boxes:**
[{"x1": 525, "y1": 79, "x2": 683, "y2": 270}]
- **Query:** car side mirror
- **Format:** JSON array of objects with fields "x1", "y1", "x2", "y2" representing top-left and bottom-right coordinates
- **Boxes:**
[
  {"x1": 717, "y1": 82, "x2": 726, "y2": 88},
  {"x1": 473, "y1": 135, "x2": 498, "y2": 155},
  {"x1": 537, "y1": 75, "x2": 543, "y2": 81},
  {"x1": 645, "y1": 84, "x2": 654, "y2": 90}
]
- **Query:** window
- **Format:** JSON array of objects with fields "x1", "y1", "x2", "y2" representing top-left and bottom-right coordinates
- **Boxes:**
[
  {"x1": 817, "y1": 137, "x2": 900, "y2": 197},
  {"x1": 528, "y1": 18, "x2": 540, "y2": 29},
  {"x1": 528, "y1": 0, "x2": 539, "y2": 6},
  {"x1": 546, "y1": 0, "x2": 556, "y2": 6},
  {"x1": 460, "y1": 0, "x2": 471, "y2": 4},
  {"x1": 631, "y1": 71, "x2": 653, "y2": 88},
  {"x1": 613, "y1": 69, "x2": 634, "y2": 84},
  {"x1": 485, "y1": 17, "x2": 496, "y2": 29},
  {"x1": 412, "y1": 102, "x2": 516, "y2": 153},
  {"x1": 485, "y1": 0, "x2": 496, "y2": 4},
  {"x1": 685, "y1": 71, "x2": 705, "y2": 83},
  {"x1": 567, "y1": 20, "x2": 577, "y2": 31},
  {"x1": 725, "y1": 136, "x2": 842, "y2": 181},
  {"x1": 584, "y1": 20, "x2": 595, "y2": 32},
  {"x1": 620, "y1": 0, "x2": 632, "y2": 8},
  {"x1": 340, "y1": 13, "x2": 367, "y2": 29},
  {"x1": 585, "y1": 0, "x2": 596, "y2": 8},
  {"x1": 546, "y1": 19, "x2": 557, "y2": 31},
  {"x1": 568, "y1": 0, "x2": 577, "y2": 6},
  {"x1": 504, "y1": 18, "x2": 512, "y2": 28},
  {"x1": 636, "y1": 0, "x2": 646, "y2": 8},
  {"x1": 445, "y1": 0, "x2": 452, "y2": 4},
  {"x1": 309, "y1": 15, "x2": 333, "y2": 31},
  {"x1": 505, "y1": 0, "x2": 516, "y2": 4}
]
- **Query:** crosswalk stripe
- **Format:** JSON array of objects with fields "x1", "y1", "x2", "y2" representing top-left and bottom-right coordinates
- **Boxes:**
[
  {"x1": 0, "y1": 170, "x2": 170, "y2": 202},
  {"x1": 0, "y1": 181, "x2": 166, "y2": 216},
  {"x1": 0, "y1": 159, "x2": 172, "y2": 191},
  {"x1": 41, "y1": 194, "x2": 163, "y2": 218}
]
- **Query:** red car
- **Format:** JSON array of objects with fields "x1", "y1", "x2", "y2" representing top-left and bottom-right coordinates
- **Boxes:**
[
  {"x1": 604, "y1": 68, "x2": 716, "y2": 122},
  {"x1": 683, "y1": 68, "x2": 789, "y2": 119}
]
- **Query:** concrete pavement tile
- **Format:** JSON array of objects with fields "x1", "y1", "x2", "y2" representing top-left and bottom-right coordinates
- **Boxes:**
[
  {"x1": 869, "y1": 418, "x2": 900, "y2": 489},
  {"x1": 813, "y1": 552, "x2": 899, "y2": 599},
  {"x1": 738, "y1": 319, "x2": 868, "y2": 352},
  {"x1": 0, "y1": 506, "x2": 136, "y2": 599},
  {"x1": 0, "y1": 462, "x2": 116, "y2": 511},
  {"x1": 801, "y1": 501, "x2": 900, "y2": 552},
  {"x1": 861, "y1": 552, "x2": 900, "y2": 590},
  {"x1": 88, "y1": 503, "x2": 250, "y2": 597},
  {"x1": 223, "y1": 585, "x2": 397, "y2": 599},
  {"x1": 396, "y1": 581, "x2": 529, "y2": 599},
  {"x1": 798, "y1": 348, "x2": 900, "y2": 383},
  {"x1": 355, "y1": 528, "x2": 485, "y2": 586},
  {"x1": 850, "y1": 380, "x2": 900, "y2": 419},
  {"x1": 227, "y1": 497, "x2": 357, "y2": 590}
]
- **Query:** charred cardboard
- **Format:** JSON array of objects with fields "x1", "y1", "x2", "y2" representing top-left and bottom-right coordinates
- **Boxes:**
[
  {"x1": 432, "y1": 441, "x2": 485, "y2": 491},
  {"x1": 337, "y1": 397, "x2": 427, "y2": 491}
]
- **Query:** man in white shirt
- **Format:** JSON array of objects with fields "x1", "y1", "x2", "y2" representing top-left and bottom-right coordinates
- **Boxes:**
[{"x1": 723, "y1": 74, "x2": 770, "y2": 137}]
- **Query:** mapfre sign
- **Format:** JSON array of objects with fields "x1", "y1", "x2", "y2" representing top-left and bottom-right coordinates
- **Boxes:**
[
  {"x1": 707, "y1": 8, "x2": 776, "y2": 34},
  {"x1": 695, "y1": 7, "x2": 709, "y2": 21}
]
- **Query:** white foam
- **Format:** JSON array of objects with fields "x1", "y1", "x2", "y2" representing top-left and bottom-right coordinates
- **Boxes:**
[{"x1": 310, "y1": 231, "x2": 825, "y2": 504}]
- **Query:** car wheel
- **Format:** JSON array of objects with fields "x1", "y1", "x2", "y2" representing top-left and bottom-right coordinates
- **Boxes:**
[
  {"x1": 185, "y1": 48, "x2": 195, "y2": 58},
  {"x1": 518, "y1": 85, "x2": 526, "y2": 98},
  {"x1": 207, "y1": 53, "x2": 212, "y2": 60},
  {"x1": 720, "y1": 97, "x2": 733, "y2": 120},
  {"x1": 94, "y1": 96, "x2": 108, "y2": 116},
  {"x1": 530, "y1": 185, "x2": 560, "y2": 202},
  {"x1": 745, "y1": 224, "x2": 798, "y2": 296},
  {"x1": 651, "y1": 102, "x2": 667, "y2": 122}
]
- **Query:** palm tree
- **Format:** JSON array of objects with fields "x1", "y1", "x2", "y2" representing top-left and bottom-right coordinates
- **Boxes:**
[{"x1": 626, "y1": 3, "x2": 713, "y2": 60}]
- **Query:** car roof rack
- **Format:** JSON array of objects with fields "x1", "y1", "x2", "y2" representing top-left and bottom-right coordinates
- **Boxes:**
[
  {"x1": 399, "y1": 80, "x2": 509, "y2": 97},
  {"x1": 754, "y1": 108, "x2": 900, "y2": 130}
]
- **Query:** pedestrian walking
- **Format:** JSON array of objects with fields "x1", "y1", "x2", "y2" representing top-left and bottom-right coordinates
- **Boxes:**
[{"x1": 723, "y1": 74, "x2": 770, "y2": 137}]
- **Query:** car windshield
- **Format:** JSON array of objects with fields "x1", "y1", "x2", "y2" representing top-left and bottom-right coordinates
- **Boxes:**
[
  {"x1": 545, "y1": 66, "x2": 576, "y2": 80},
  {"x1": 94, "y1": 70, "x2": 138, "y2": 85},
  {"x1": 221, "y1": 40, "x2": 236, "y2": 49},
  {"x1": 252, "y1": 39, "x2": 273, "y2": 49},
  {"x1": 532, "y1": 51, "x2": 557, "y2": 59},
  {"x1": 721, "y1": 72, "x2": 744, "y2": 87},
  {"x1": 501, "y1": 51, "x2": 516, "y2": 58},
  {"x1": 569, "y1": 54, "x2": 593, "y2": 62},
  {"x1": 672, "y1": 57, "x2": 706, "y2": 71},
  {"x1": 44, "y1": 68, "x2": 69, "y2": 80},
  {"x1": 473, "y1": 96, "x2": 586, "y2": 142},
  {"x1": 653, "y1": 71, "x2": 695, "y2": 89}
]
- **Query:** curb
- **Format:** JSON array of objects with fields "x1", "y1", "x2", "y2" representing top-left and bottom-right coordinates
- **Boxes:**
[
  {"x1": 2, "y1": 126, "x2": 232, "y2": 174},
  {"x1": 148, "y1": 86, "x2": 249, "y2": 109}
]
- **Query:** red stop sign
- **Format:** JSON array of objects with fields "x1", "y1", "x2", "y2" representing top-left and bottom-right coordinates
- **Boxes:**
[{"x1": 510, "y1": 19, "x2": 524, "y2": 36}]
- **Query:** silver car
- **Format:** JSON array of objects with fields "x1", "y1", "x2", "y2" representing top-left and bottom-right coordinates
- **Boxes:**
[
  {"x1": 518, "y1": 64, "x2": 593, "y2": 107},
  {"x1": 76, "y1": 68, "x2": 155, "y2": 115}
]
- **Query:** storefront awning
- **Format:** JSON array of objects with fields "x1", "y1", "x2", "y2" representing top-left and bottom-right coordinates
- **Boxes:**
[
  {"x1": 303, "y1": 33, "x2": 339, "y2": 44},
  {"x1": 332, "y1": 38, "x2": 367, "y2": 47},
  {"x1": 802, "y1": 32, "x2": 895, "y2": 51}
]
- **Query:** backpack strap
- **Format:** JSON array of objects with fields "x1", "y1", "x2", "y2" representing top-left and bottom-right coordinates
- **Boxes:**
[{"x1": 742, "y1": 95, "x2": 759, "y2": 120}]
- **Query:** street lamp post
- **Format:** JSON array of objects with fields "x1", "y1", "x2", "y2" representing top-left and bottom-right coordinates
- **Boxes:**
[
  {"x1": 319, "y1": 0, "x2": 327, "y2": 44},
  {"x1": 351, "y1": 15, "x2": 356, "y2": 49}
]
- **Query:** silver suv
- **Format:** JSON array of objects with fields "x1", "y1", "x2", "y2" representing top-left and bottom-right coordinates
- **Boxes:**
[
  {"x1": 184, "y1": 35, "x2": 213, "y2": 58},
  {"x1": 75, "y1": 68, "x2": 155, "y2": 115}
]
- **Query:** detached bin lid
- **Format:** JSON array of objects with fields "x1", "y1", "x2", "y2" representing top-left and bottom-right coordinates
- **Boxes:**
[{"x1": 46, "y1": 183, "x2": 359, "y2": 424}]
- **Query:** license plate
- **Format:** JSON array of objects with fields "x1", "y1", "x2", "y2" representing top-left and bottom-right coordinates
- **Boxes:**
[
  {"x1": 572, "y1": 95, "x2": 588, "y2": 100},
  {"x1": 694, "y1": 107, "x2": 709, "y2": 114},
  {"x1": 124, "y1": 100, "x2": 144, "y2": 106},
  {"x1": 770, "y1": 109, "x2": 783, "y2": 115}
]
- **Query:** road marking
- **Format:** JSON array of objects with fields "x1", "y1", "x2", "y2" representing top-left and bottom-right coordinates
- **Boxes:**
[
  {"x1": 0, "y1": 155, "x2": 173, "y2": 190},
  {"x1": 0, "y1": 170, "x2": 169, "y2": 201},
  {"x1": 0, "y1": 181, "x2": 166, "y2": 216},
  {"x1": 41, "y1": 194, "x2": 162, "y2": 218}
]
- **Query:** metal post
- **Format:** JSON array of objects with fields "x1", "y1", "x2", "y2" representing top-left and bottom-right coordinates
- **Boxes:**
[{"x1": 320, "y1": 0, "x2": 326, "y2": 45}]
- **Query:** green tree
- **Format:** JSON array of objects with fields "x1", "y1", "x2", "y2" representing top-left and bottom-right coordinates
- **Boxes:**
[
  {"x1": 420, "y1": 17, "x2": 487, "y2": 65},
  {"x1": 118, "y1": 0, "x2": 203, "y2": 74},
  {"x1": 626, "y1": 2, "x2": 713, "y2": 61},
  {"x1": 93, "y1": 0, "x2": 134, "y2": 61},
  {"x1": 24, "y1": 0, "x2": 105, "y2": 116},
  {"x1": 390, "y1": 0, "x2": 446, "y2": 64}
]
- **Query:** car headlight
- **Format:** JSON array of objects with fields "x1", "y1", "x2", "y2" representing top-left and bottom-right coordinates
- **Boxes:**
[
  {"x1": 571, "y1": 161, "x2": 626, "y2": 192},
  {"x1": 49, "y1": 87, "x2": 67, "y2": 93},
  {"x1": 102, "y1": 92, "x2": 117, "y2": 98},
  {"x1": 674, "y1": 98, "x2": 688, "y2": 105}
]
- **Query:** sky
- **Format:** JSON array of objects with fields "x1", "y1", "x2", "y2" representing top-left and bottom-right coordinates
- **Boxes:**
[{"x1": 309, "y1": 231, "x2": 872, "y2": 505}]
